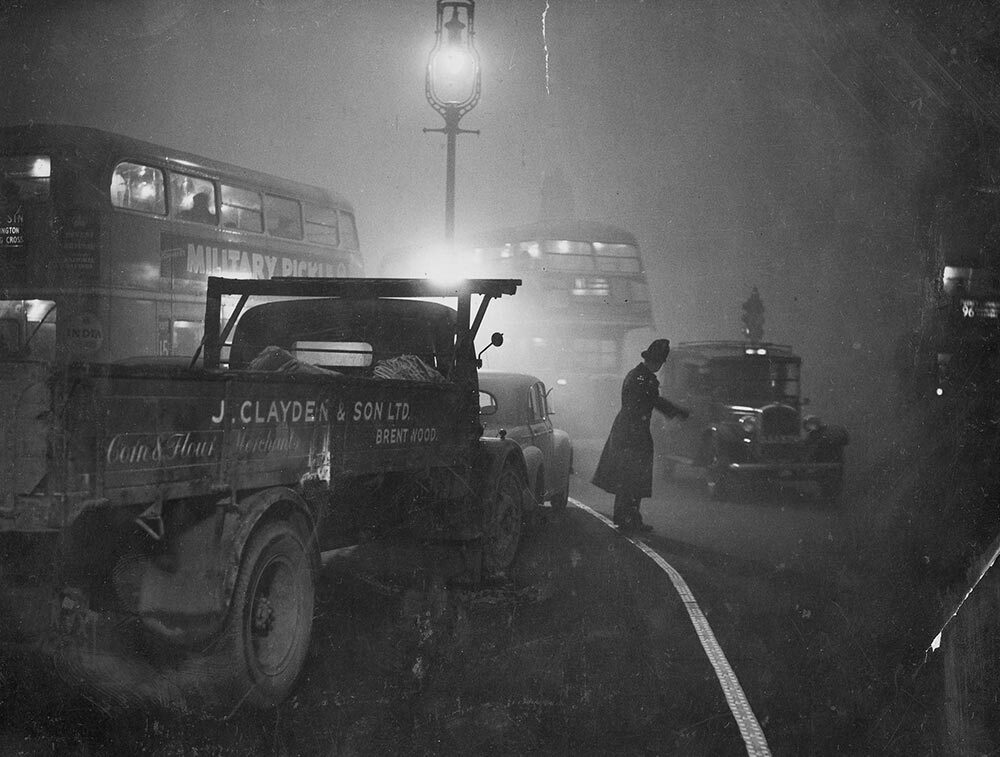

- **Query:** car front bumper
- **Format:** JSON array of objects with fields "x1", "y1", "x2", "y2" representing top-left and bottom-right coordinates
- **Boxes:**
[{"x1": 727, "y1": 461, "x2": 842, "y2": 477}]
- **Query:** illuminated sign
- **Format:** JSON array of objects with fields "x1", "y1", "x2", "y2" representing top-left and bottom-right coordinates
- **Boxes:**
[
  {"x1": 960, "y1": 299, "x2": 1000, "y2": 320},
  {"x1": 1, "y1": 206, "x2": 23, "y2": 249}
]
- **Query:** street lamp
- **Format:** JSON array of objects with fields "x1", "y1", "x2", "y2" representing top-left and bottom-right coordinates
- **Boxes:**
[{"x1": 424, "y1": 0, "x2": 481, "y2": 246}]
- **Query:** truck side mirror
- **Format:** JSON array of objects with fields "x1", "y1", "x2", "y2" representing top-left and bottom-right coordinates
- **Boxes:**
[{"x1": 477, "y1": 332, "x2": 504, "y2": 368}]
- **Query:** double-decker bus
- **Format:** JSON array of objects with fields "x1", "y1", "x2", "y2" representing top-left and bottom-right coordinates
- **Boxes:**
[
  {"x1": 466, "y1": 220, "x2": 655, "y2": 440},
  {"x1": 927, "y1": 258, "x2": 1000, "y2": 398},
  {"x1": 0, "y1": 123, "x2": 363, "y2": 365}
]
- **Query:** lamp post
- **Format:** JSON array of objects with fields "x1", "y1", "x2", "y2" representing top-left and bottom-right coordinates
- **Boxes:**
[{"x1": 424, "y1": 0, "x2": 481, "y2": 247}]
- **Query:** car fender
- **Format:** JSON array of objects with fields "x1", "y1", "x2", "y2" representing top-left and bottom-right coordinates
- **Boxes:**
[
  {"x1": 710, "y1": 423, "x2": 742, "y2": 449},
  {"x1": 553, "y1": 429, "x2": 573, "y2": 478},
  {"x1": 518, "y1": 444, "x2": 544, "y2": 494},
  {"x1": 823, "y1": 424, "x2": 849, "y2": 447},
  {"x1": 475, "y1": 437, "x2": 531, "y2": 510}
]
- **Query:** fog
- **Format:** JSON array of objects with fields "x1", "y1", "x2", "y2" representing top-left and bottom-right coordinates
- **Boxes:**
[{"x1": 2, "y1": 0, "x2": 997, "y2": 455}]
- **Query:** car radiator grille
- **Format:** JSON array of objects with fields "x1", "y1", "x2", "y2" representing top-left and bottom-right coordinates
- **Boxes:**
[
  {"x1": 757, "y1": 441, "x2": 803, "y2": 463},
  {"x1": 761, "y1": 404, "x2": 799, "y2": 437}
]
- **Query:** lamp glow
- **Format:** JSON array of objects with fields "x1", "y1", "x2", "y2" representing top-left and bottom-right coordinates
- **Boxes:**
[
  {"x1": 425, "y1": 1, "x2": 481, "y2": 117},
  {"x1": 424, "y1": 1, "x2": 482, "y2": 247},
  {"x1": 30, "y1": 157, "x2": 50, "y2": 178}
]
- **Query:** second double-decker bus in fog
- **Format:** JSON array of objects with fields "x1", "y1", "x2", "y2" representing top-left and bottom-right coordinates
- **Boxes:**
[
  {"x1": 0, "y1": 123, "x2": 363, "y2": 365},
  {"x1": 467, "y1": 220, "x2": 655, "y2": 440}
]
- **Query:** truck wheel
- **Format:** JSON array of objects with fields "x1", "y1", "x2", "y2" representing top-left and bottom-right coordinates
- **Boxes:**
[
  {"x1": 482, "y1": 463, "x2": 525, "y2": 577},
  {"x1": 705, "y1": 444, "x2": 731, "y2": 501},
  {"x1": 224, "y1": 519, "x2": 315, "y2": 709}
]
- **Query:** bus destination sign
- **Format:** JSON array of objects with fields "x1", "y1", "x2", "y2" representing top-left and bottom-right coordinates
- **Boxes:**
[{"x1": 1, "y1": 205, "x2": 23, "y2": 249}]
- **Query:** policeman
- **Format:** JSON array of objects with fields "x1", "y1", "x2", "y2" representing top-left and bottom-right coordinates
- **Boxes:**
[{"x1": 591, "y1": 339, "x2": 689, "y2": 532}]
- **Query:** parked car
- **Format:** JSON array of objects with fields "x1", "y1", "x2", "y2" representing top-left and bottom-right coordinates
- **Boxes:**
[
  {"x1": 479, "y1": 371, "x2": 574, "y2": 510},
  {"x1": 655, "y1": 341, "x2": 848, "y2": 501}
]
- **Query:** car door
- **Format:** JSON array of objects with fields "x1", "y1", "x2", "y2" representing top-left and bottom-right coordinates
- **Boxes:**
[{"x1": 528, "y1": 381, "x2": 555, "y2": 492}]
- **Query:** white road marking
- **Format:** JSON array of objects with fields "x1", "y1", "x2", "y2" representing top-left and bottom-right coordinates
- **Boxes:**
[{"x1": 570, "y1": 498, "x2": 772, "y2": 757}]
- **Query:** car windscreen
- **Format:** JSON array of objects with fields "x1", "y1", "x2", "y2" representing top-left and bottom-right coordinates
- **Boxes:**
[{"x1": 708, "y1": 356, "x2": 800, "y2": 405}]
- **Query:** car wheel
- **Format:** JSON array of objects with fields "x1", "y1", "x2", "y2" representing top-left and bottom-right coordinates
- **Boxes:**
[
  {"x1": 221, "y1": 518, "x2": 315, "y2": 709},
  {"x1": 706, "y1": 443, "x2": 731, "y2": 501},
  {"x1": 482, "y1": 462, "x2": 525, "y2": 578}
]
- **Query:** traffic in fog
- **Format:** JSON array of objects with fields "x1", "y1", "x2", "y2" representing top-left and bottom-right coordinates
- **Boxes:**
[{"x1": 2, "y1": 1, "x2": 1000, "y2": 754}]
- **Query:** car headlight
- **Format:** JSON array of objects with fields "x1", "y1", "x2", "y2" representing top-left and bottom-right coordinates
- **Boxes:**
[
  {"x1": 739, "y1": 415, "x2": 758, "y2": 435},
  {"x1": 803, "y1": 415, "x2": 823, "y2": 434}
]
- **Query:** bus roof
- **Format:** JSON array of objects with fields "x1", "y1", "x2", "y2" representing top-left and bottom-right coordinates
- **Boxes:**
[
  {"x1": 0, "y1": 122, "x2": 351, "y2": 209},
  {"x1": 469, "y1": 219, "x2": 639, "y2": 248}
]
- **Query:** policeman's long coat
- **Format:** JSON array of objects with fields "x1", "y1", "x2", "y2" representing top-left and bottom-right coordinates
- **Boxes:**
[{"x1": 591, "y1": 363, "x2": 685, "y2": 498}]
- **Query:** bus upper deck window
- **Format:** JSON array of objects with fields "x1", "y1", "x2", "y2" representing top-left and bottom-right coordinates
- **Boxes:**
[
  {"x1": 1, "y1": 155, "x2": 51, "y2": 203},
  {"x1": 170, "y1": 172, "x2": 217, "y2": 225},
  {"x1": 339, "y1": 211, "x2": 359, "y2": 251},
  {"x1": 220, "y1": 184, "x2": 263, "y2": 232},
  {"x1": 111, "y1": 161, "x2": 166, "y2": 215},
  {"x1": 594, "y1": 243, "x2": 642, "y2": 273},
  {"x1": 265, "y1": 195, "x2": 303, "y2": 239},
  {"x1": 304, "y1": 205, "x2": 338, "y2": 246},
  {"x1": 541, "y1": 240, "x2": 592, "y2": 271}
]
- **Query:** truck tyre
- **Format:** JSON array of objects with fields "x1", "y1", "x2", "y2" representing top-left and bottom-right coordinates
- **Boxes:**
[
  {"x1": 223, "y1": 519, "x2": 315, "y2": 709},
  {"x1": 482, "y1": 463, "x2": 525, "y2": 578}
]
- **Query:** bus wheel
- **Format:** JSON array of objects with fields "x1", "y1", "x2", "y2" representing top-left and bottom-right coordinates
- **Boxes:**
[
  {"x1": 482, "y1": 463, "x2": 525, "y2": 578},
  {"x1": 224, "y1": 519, "x2": 315, "y2": 709}
]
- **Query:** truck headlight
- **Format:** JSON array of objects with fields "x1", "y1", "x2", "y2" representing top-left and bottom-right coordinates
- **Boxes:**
[
  {"x1": 803, "y1": 415, "x2": 823, "y2": 434},
  {"x1": 739, "y1": 415, "x2": 758, "y2": 435}
]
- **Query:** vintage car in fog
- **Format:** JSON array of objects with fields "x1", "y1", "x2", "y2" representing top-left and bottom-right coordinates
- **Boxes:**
[
  {"x1": 655, "y1": 341, "x2": 848, "y2": 501},
  {"x1": 479, "y1": 371, "x2": 574, "y2": 510}
]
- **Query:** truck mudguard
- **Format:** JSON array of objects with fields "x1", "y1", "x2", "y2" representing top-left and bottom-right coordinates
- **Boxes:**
[{"x1": 220, "y1": 486, "x2": 317, "y2": 625}]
